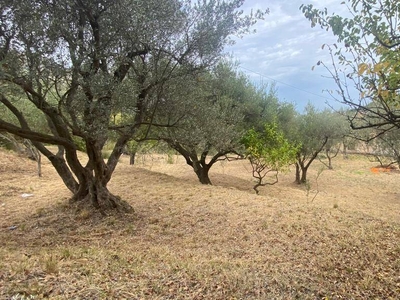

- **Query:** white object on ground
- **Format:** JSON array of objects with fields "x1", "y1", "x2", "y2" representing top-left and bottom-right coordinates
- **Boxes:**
[{"x1": 21, "y1": 193, "x2": 34, "y2": 198}]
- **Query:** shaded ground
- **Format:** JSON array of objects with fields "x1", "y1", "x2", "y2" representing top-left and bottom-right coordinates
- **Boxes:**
[{"x1": 0, "y1": 150, "x2": 399, "y2": 299}]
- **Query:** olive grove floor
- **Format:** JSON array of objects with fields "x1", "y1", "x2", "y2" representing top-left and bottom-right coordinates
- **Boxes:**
[{"x1": 0, "y1": 149, "x2": 399, "y2": 299}]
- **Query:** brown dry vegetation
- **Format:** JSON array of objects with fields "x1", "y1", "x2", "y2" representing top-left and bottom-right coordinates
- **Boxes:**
[{"x1": 0, "y1": 149, "x2": 399, "y2": 299}]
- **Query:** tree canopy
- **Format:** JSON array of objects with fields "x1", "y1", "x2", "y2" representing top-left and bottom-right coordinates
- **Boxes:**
[
  {"x1": 154, "y1": 62, "x2": 251, "y2": 184},
  {"x1": 242, "y1": 122, "x2": 298, "y2": 194},
  {"x1": 288, "y1": 105, "x2": 345, "y2": 183},
  {"x1": 0, "y1": 0, "x2": 265, "y2": 212}
]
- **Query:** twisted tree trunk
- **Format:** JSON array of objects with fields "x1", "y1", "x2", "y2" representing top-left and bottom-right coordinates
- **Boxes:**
[{"x1": 193, "y1": 162, "x2": 212, "y2": 185}]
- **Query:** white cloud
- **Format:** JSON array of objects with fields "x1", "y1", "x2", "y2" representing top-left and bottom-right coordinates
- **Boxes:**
[{"x1": 225, "y1": 0, "x2": 348, "y2": 109}]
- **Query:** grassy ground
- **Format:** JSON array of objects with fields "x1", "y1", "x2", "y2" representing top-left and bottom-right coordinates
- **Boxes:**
[{"x1": 0, "y1": 149, "x2": 399, "y2": 299}]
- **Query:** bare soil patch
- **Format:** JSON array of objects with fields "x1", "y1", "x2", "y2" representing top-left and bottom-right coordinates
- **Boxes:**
[{"x1": 0, "y1": 150, "x2": 399, "y2": 299}]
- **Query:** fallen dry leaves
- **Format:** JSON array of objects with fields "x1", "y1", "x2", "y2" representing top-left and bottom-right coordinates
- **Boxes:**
[{"x1": 0, "y1": 150, "x2": 399, "y2": 299}]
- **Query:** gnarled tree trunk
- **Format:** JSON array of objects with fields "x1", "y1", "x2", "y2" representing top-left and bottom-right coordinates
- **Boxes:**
[
  {"x1": 163, "y1": 139, "x2": 231, "y2": 185},
  {"x1": 296, "y1": 137, "x2": 329, "y2": 184},
  {"x1": 35, "y1": 137, "x2": 134, "y2": 214},
  {"x1": 70, "y1": 170, "x2": 132, "y2": 212},
  {"x1": 295, "y1": 161, "x2": 308, "y2": 184},
  {"x1": 193, "y1": 162, "x2": 212, "y2": 185}
]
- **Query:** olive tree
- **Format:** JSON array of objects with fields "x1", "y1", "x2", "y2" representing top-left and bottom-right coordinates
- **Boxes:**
[
  {"x1": 318, "y1": 112, "x2": 349, "y2": 169},
  {"x1": 155, "y1": 63, "x2": 253, "y2": 184},
  {"x1": 0, "y1": 0, "x2": 264, "y2": 212},
  {"x1": 292, "y1": 105, "x2": 343, "y2": 184}
]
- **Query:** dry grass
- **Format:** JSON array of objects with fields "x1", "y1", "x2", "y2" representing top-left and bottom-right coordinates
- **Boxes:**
[{"x1": 0, "y1": 150, "x2": 399, "y2": 299}]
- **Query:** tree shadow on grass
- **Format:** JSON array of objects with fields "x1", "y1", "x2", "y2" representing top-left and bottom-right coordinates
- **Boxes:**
[
  {"x1": 211, "y1": 173, "x2": 254, "y2": 192},
  {"x1": 0, "y1": 167, "x2": 270, "y2": 249}
]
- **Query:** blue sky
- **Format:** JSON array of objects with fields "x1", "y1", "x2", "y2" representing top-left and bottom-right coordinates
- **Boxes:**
[{"x1": 226, "y1": 0, "x2": 351, "y2": 111}]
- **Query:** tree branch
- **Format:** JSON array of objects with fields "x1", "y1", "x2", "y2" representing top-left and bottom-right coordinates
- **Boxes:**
[{"x1": 0, "y1": 120, "x2": 75, "y2": 148}]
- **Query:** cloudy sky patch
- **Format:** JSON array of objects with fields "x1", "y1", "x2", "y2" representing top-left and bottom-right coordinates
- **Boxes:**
[{"x1": 226, "y1": 0, "x2": 350, "y2": 110}]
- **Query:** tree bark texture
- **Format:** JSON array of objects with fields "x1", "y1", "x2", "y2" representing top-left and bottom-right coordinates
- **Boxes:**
[
  {"x1": 295, "y1": 137, "x2": 329, "y2": 184},
  {"x1": 295, "y1": 161, "x2": 308, "y2": 184},
  {"x1": 130, "y1": 151, "x2": 136, "y2": 165},
  {"x1": 193, "y1": 162, "x2": 212, "y2": 185}
]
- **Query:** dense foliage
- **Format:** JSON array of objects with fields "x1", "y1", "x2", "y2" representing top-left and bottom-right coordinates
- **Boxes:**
[
  {"x1": 0, "y1": 0, "x2": 265, "y2": 211},
  {"x1": 242, "y1": 123, "x2": 298, "y2": 194}
]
